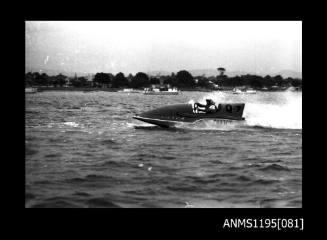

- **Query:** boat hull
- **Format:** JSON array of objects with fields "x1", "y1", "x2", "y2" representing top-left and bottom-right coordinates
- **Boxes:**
[
  {"x1": 118, "y1": 89, "x2": 141, "y2": 93},
  {"x1": 133, "y1": 116, "x2": 180, "y2": 128},
  {"x1": 133, "y1": 115, "x2": 244, "y2": 128},
  {"x1": 133, "y1": 103, "x2": 245, "y2": 128},
  {"x1": 143, "y1": 91, "x2": 179, "y2": 95},
  {"x1": 25, "y1": 87, "x2": 38, "y2": 93}
]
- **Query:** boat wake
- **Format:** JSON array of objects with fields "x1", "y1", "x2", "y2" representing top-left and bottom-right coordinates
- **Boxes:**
[
  {"x1": 190, "y1": 91, "x2": 302, "y2": 130},
  {"x1": 174, "y1": 119, "x2": 245, "y2": 131},
  {"x1": 244, "y1": 100, "x2": 302, "y2": 130}
]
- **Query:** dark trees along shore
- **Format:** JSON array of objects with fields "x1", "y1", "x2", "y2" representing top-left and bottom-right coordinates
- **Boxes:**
[{"x1": 25, "y1": 70, "x2": 302, "y2": 90}]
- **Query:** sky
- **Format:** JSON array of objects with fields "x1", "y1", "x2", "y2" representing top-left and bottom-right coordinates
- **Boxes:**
[{"x1": 25, "y1": 21, "x2": 302, "y2": 76}]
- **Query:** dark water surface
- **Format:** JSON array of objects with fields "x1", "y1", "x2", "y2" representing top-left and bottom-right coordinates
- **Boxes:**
[{"x1": 25, "y1": 91, "x2": 302, "y2": 208}]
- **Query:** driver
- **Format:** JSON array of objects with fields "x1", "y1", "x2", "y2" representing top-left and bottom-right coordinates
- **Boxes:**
[{"x1": 195, "y1": 99, "x2": 217, "y2": 113}]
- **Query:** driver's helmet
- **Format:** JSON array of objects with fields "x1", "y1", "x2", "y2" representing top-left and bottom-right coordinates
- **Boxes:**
[{"x1": 206, "y1": 99, "x2": 215, "y2": 105}]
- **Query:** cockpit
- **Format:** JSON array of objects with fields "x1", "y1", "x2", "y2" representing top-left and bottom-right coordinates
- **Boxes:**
[{"x1": 193, "y1": 99, "x2": 219, "y2": 114}]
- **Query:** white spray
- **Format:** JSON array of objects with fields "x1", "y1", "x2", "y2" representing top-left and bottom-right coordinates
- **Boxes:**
[{"x1": 189, "y1": 91, "x2": 302, "y2": 130}]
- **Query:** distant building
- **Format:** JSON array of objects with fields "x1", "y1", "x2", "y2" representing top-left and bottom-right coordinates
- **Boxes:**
[
  {"x1": 208, "y1": 80, "x2": 219, "y2": 90},
  {"x1": 86, "y1": 74, "x2": 94, "y2": 87}
]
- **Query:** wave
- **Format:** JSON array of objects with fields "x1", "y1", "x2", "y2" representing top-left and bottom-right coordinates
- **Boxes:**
[
  {"x1": 30, "y1": 196, "x2": 81, "y2": 208},
  {"x1": 87, "y1": 198, "x2": 121, "y2": 208},
  {"x1": 67, "y1": 174, "x2": 114, "y2": 184},
  {"x1": 25, "y1": 147, "x2": 38, "y2": 156},
  {"x1": 258, "y1": 164, "x2": 291, "y2": 172},
  {"x1": 63, "y1": 121, "x2": 79, "y2": 127}
]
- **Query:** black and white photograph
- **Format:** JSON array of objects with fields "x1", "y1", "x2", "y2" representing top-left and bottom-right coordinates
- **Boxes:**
[{"x1": 25, "y1": 21, "x2": 302, "y2": 209}]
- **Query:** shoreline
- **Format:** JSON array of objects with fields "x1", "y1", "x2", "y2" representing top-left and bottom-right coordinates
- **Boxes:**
[{"x1": 29, "y1": 86, "x2": 301, "y2": 93}]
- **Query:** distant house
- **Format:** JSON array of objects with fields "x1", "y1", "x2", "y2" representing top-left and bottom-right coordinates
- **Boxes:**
[
  {"x1": 208, "y1": 80, "x2": 219, "y2": 90},
  {"x1": 64, "y1": 78, "x2": 70, "y2": 87},
  {"x1": 86, "y1": 74, "x2": 94, "y2": 87},
  {"x1": 270, "y1": 85, "x2": 280, "y2": 91}
]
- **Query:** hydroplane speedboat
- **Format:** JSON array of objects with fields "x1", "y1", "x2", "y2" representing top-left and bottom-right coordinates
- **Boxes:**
[{"x1": 133, "y1": 101, "x2": 245, "y2": 128}]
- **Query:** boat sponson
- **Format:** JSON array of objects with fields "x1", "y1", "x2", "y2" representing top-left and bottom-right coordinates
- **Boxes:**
[{"x1": 133, "y1": 115, "x2": 179, "y2": 128}]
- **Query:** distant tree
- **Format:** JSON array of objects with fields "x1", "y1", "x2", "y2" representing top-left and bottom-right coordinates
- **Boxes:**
[
  {"x1": 195, "y1": 76, "x2": 210, "y2": 88},
  {"x1": 164, "y1": 76, "x2": 178, "y2": 87},
  {"x1": 70, "y1": 76, "x2": 88, "y2": 87},
  {"x1": 150, "y1": 77, "x2": 160, "y2": 85},
  {"x1": 272, "y1": 75, "x2": 284, "y2": 86},
  {"x1": 103, "y1": 73, "x2": 113, "y2": 87},
  {"x1": 29, "y1": 72, "x2": 38, "y2": 86},
  {"x1": 234, "y1": 76, "x2": 243, "y2": 86},
  {"x1": 127, "y1": 73, "x2": 134, "y2": 81},
  {"x1": 285, "y1": 77, "x2": 293, "y2": 85},
  {"x1": 25, "y1": 72, "x2": 34, "y2": 86},
  {"x1": 112, "y1": 72, "x2": 129, "y2": 88},
  {"x1": 93, "y1": 72, "x2": 112, "y2": 88},
  {"x1": 34, "y1": 72, "x2": 50, "y2": 86},
  {"x1": 175, "y1": 70, "x2": 195, "y2": 88},
  {"x1": 52, "y1": 73, "x2": 67, "y2": 87},
  {"x1": 32, "y1": 72, "x2": 40, "y2": 78},
  {"x1": 130, "y1": 72, "x2": 150, "y2": 88},
  {"x1": 67, "y1": 77, "x2": 74, "y2": 87},
  {"x1": 263, "y1": 75, "x2": 275, "y2": 87},
  {"x1": 291, "y1": 78, "x2": 302, "y2": 87},
  {"x1": 47, "y1": 76, "x2": 55, "y2": 86},
  {"x1": 217, "y1": 67, "x2": 226, "y2": 76},
  {"x1": 250, "y1": 78, "x2": 263, "y2": 88},
  {"x1": 241, "y1": 74, "x2": 254, "y2": 86},
  {"x1": 221, "y1": 76, "x2": 234, "y2": 86},
  {"x1": 80, "y1": 77, "x2": 88, "y2": 86}
]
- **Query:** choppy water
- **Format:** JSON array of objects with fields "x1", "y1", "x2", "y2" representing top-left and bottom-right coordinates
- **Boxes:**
[{"x1": 25, "y1": 90, "x2": 302, "y2": 208}]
